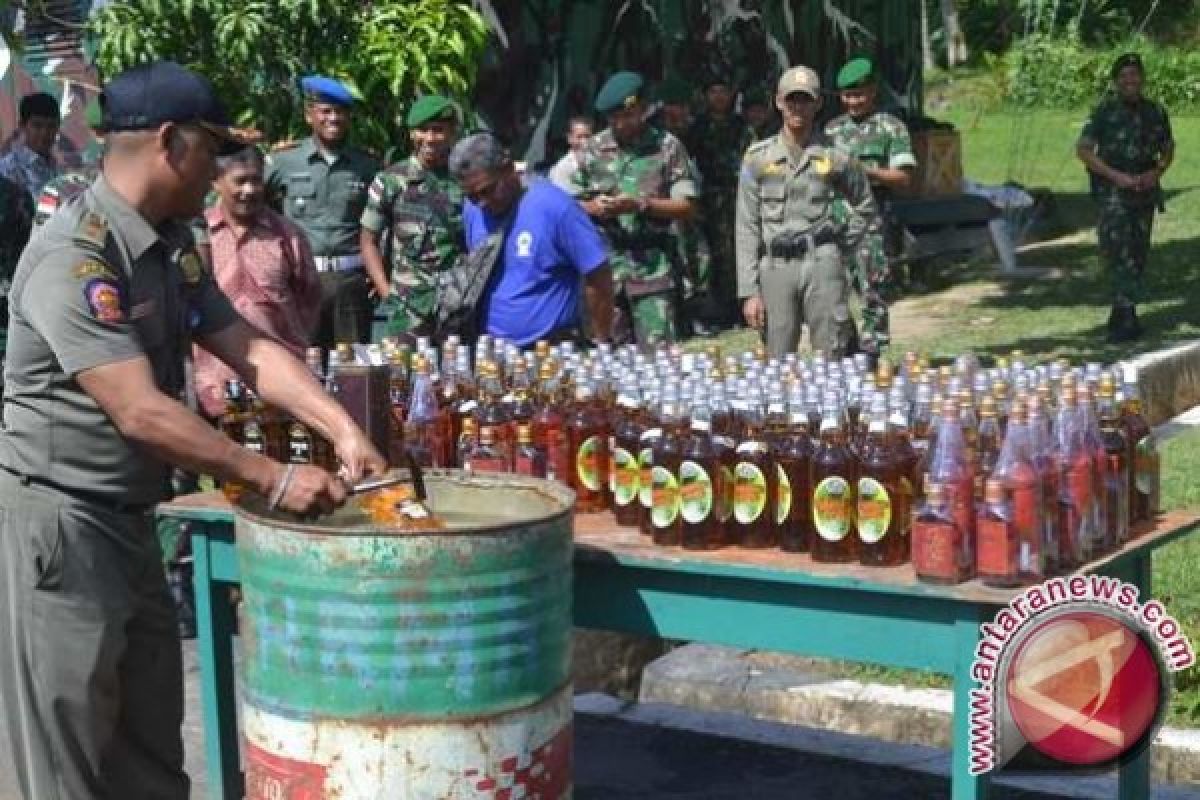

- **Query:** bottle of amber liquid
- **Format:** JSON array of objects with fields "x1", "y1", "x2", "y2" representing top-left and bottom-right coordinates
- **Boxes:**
[
  {"x1": 811, "y1": 396, "x2": 858, "y2": 563},
  {"x1": 776, "y1": 388, "x2": 814, "y2": 553},
  {"x1": 286, "y1": 419, "x2": 316, "y2": 465},
  {"x1": 913, "y1": 482, "x2": 969, "y2": 584},
  {"x1": 567, "y1": 382, "x2": 610, "y2": 513},
  {"x1": 478, "y1": 361, "x2": 514, "y2": 469},
  {"x1": 650, "y1": 392, "x2": 686, "y2": 546},
  {"x1": 1120, "y1": 365, "x2": 1159, "y2": 528},
  {"x1": 464, "y1": 425, "x2": 511, "y2": 474},
  {"x1": 976, "y1": 395, "x2": 1002, "y2": 499},
  {"x1": 888, "y1": 391, "x2": 921, "y2": 532},
  {"x1": 1098, "y1": 380, "x2": 1130, "y2": 547},
  {"x1": 457, "y1": 417, "x2": 479, "y2": 469},
  {"x1": 709, "y1": 385, "x2": 738, "y2": 538},
  {"x1": 977, "y1": 478, "x2": 1021, "y2": 587},
  {"x1": 857, "y1": 394, "x2": 906, "y2": 567},
  {"x1": 680, "y1": 399, "x2": 723, "y2": 550},
  {"x1": 637, "y1": 401, "x2": 663, "y2": 537},
  {"x1": 386, "y1": 350, "x2": 410, "y2": 466},
  {"x1": 732, "y1": 395, "x2": 778, "y2": 550},
  {"x1": 405, "y1": 354, "x2": 448, "y2": 468},
  {"x1": 533, "y1": 362, "x2": 569, "y2": 485},
  {"x1": 610, "y1": 387, "x2": 643, "y2": 526},
  {"x1": 514, "y1": 422, "x2": 547, "y2": 478}
]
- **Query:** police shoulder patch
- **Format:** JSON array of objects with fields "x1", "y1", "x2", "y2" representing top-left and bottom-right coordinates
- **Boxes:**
[
  {"x1": 83, "y1": 276, "x2": 126, "y2": 324},
  {"x1": 73, "y1": 259, "x2": 118, "y2": 281},
  {"x1": 74, "y1": 210, "x2": 109, "y2": 248}
]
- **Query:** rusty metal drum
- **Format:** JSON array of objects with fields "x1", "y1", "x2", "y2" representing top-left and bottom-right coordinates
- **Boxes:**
[{"x1": 235, "y1": 471, "x2": 575, "y2": 799}]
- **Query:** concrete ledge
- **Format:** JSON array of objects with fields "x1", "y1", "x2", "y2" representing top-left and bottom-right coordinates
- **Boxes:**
[
  {"x1": 1133, "y1": 340, "x2": 1200, "y2": 426},
  {"x1": 640, "y1": 644, "x2": 1200, "y2": 786}
]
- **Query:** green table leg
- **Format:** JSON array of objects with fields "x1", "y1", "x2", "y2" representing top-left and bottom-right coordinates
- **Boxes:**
[
  {"x1": 1117, "y1": 552, "x2": 1153, "y2": 800},
  {"x1": 193, "y1": 524, "x2": 242, "y2": 800},
  {"x1": 952, "y1": 611, "x2": 991, "y2": 800}
]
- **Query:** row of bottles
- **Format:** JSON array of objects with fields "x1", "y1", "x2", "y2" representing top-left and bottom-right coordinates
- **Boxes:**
[{"x1": 217, "y1": 335, "x2": 1162, "y2": 591}]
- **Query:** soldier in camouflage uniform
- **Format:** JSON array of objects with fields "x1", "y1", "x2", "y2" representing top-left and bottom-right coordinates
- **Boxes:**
[
  {"x1": 737, "y1": 66, "x2": 883, "y2": 360},
  {"x1": 1077, "y1": 52, "x2": 1174, "y2": 342},
  {"x1": 361, "y1": 95, "x2": 466, "y2": 339},
  {"x1": 824, "y1": 58, "x2": 916, "y2": 361},
  {"x1": 570, "y1": 72, "x2": 698, "y2": 345},
  {"x1": 690, "y1": 76, "x2": 754, "y2": 328},
  {"x1": 744, "y1": 87, "x2": 780, "y2": 141}
]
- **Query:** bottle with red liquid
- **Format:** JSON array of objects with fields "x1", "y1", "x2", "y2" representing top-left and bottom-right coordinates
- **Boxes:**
[
  {"x1": 567, "y1": 381, "x2": 610, "y2": 513},
  {"x1": 513, "y1": 422, "x2": 547, "y2": 478},
  {"x1": 1053, "y1": 385, "x2": 1092, "y2": 569},
  {"x1": 811, "y1": 394, "x2": 858, "y2": 563},
  {"x1": 477, "y1": 361, "x2": 514, "y2": 469},
  {"x1": 1120, "y1": 365, "x2": 1159, "y2": 529},
  {"x1": 975, "y1": 395, "x2": 1002, "y2": 499},
  {"x1": 913, "y1": 482, "x2": 969, "y2": 584},
  {"x1": 650, "y1": 391, "x2": 687, "y2": 546},
  {"x1": 533, "y1": 361, "x2": 569, "y2": 485},
  {"x1": 1098, "y1": 378, "x2": 1130, "y2": 547},
  {"x1": 857, "y1": 393, "x2": 907, "y2": 567},
  {"x1": 1077, "y1": 384, "x2": 1110, "y2": 556},
  {"x1": 1025, "y1": 395, "x2": 1061, "y2": 575},
  {"x1": 977, "y1": 478, "x2": 1021, "y2": 587},
  {"x1": 993, "y1": 401, "x2": 1044, "y2": 583},
  {"x1": 464, "y1": 425, "x2": 511, "y2": 474},
  {"x1": 927, "y1": 398, "x2": 975, "y2": 581}
]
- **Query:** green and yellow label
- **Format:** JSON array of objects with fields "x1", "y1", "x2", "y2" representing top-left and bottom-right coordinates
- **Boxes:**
[
  {"x1": 679, "y1": 460, "x2": 714, "y2": 524},
  {"x1": 651, "y1": 465, "x2": 680, "y2": 528},
  {"x1": 813, "y1": 476, "x2": 853, "y2": 542},
  {"x1": 576, "y1": 435, "x2": 604, "y2": 491},
  {"x1": 856, "y1": 477, "x2": 892, "y2": 544},
  {"x1": 611, "y1": 447, "x2": 640, "y2": 507},
  {"x1": 776, "y1": 464, "x2": 792, "y2": 525},
  {"x1": 733, "y1": 462, "x2": 768, "y2": 524}
]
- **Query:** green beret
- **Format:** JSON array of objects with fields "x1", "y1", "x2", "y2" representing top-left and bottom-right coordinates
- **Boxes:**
[
  {"x1": 595, "y1": 71, "x2": 645, "y2": 114},
  {"x1": 657, "y1": 76, "x2": 692, "y2": 106},
  {"x1": 407, "y1": 95, "x2": 458, "y2": 127},
  {"x1": 836, "y1": 57, "x2": 875, "y2": 90}
]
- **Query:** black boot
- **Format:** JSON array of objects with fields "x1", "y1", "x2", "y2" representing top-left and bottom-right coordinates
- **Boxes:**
[{"x1": 1107, "y1": 305, "x2": 1140, "y2": 343}]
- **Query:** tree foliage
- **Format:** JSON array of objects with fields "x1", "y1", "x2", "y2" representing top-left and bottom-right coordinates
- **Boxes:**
[{"x1": 87, "y1": 0, "x2": 489, "y2": 158}]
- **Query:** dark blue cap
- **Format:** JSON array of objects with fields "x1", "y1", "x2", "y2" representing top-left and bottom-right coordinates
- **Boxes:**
[
  {"x1": 100, "y1": 60, "x2": 257, "y2": 154},
  {"x1": 301, "y1": 75, "x2": 356, "y2": 108}
]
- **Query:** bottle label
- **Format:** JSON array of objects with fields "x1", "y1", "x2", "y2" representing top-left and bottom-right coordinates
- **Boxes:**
[
  {"x1": 733, "y1": 463, "x2": 768, "y2": 524},
  {"x1": 638, "y1": 447, "x2": 655, "y2": 507},
  {"x1": 1135, "y1": 435, "x2": 1157, "y2": 495},
  {"x1": 514, "y1": 453, "x2": 546, "y2": 478},
  {"x1": 576, "y1": 435, "x2": 604, "y2": 491},
  {"x1": 679, "y1": 460, "x2": 714, "y2": 523},
  {"x1": 651, "y1": 466, "x2": 680, "y2": 528},
  {"x1": 467, "y1": 457, "x2": 508, "y2": 474},
  {"x1": 611, "y1": 447, "x2": 640, "y2": 507},
  {"x1": 717, "y1": 464, "x2": 735, "y2": 523},
  {"x1": 977, "y1": 516, "x2": 1016, "y2": 578},
  {"x1": 713, "y1": 435, "x2": 737, "y2": 450},
  {"x1": 855, "y1": 478, "x2": 892, "y2": 544},
  {"x1": 913, "y1": 519, "x2": 960, "y2": 581},
  {"x1": 813, "y1": 476, "x2": 853, "y2": 542},
  {"x1": 776, "y1": 464, "x2": 792, "y2": 525},
  {"x1": 288, "y1": 437, "x2": 312, "y2": 464},
  {"x1": 736, "y1": 441, "x2": 769, "y2": 456}
]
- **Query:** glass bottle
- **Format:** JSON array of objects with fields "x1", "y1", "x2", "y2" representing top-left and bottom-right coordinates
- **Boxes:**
[
  {"x1": 1078, "y1": 384, "x2": 1109, "y2": 556},
  {"x1": 731, "y1": 395, "x2": 778, "y2": 549},
  {"x1": 465, "y1": 424, "x2": 510, "y2": 474},
  {"x1": 567, "y1": 381, "x2": 610, "y2": 513},
  {"x1": 650, "y1": 391, "x2": 686, "y2": 546},
  {"x1": 680, "y1": 400, "x2": 723, "y2": 550},
  {"x1": 927, "y1": 399, "x2": 975, "y2": 580},
  {"x1": 387, "y1": 350, "x2": 410, "y2": 466},
  {"x1": 637, "y1": 403, "x2": 663, "y2": 537},
  {"x1": 1027, "y1": 395, "x2": 1061, "y2": 576},
  {"x1": 1098, "y1": 380, "x2": 1130, "y2": 548},
  {"x1": 610, "y1": 387, "x2": 644, "y2": 526},
  {"x1": 993, "y1": 401, "x2": 1044, "y2": 584},
  {"x1": 457, "y1": 416, "x2": 479, "y2": 469},
  {"x1": 776, "y1": 388, "x2": 814, "y2": 553},
  {"x1": 913, "y1": 482, "x2": 968, "y2": 584},
  {"x1": 514, "y1": 422, "x2": 547, "y2": 478},
  {"x1": 286, "y1": 418, "x2": 316, "y2": 466},
  {"x1": 811, "y1": 396, "x2": 858, "y2": 563},
  {"x1": 1120, "y1": 365, "x2": 1159, "y2": 528},
  {"x1": 533, "y1": 361, "x2": 569, "y2": 485},
  {"x1": 405, "y1": 354, "x2": 448, "y2": 468},
  {"x1": 1054, "y1": 386, "x2": 1090, "y2": 570},
  {"x1": 478, "y1": 361, "x2": 514, "y2": 466},
  {"x1": 857, "y1": 394, "x2": 906, "y2": 567},
  {"x1": 710, "y1": 385, "x2": 738, "y2": 537},
  {"x1": 888, "y1": 390, "x2": 921, "y2": 530},
  {"x1": 976, "y1": 395, "x2": 1002, "y2": 499},
  {"x1": 977, "y1": 478, "x2": 1020, "y2": 587}
]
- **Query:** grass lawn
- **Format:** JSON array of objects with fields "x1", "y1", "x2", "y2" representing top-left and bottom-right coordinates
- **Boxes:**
[{"x1": 687, "y1": 107, "x2": 1200, "y2": 725}]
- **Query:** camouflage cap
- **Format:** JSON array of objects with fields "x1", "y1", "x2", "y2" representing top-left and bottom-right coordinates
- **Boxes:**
[
  {"x1": 595, "y1": 71, "x2": 645, "y2": 113},
  {"x1": 406, "y1": 94, "x2": 458, "y2": 127},
  {"x1": 836, "y1": 57, "x2": 875, "y2": 90}
]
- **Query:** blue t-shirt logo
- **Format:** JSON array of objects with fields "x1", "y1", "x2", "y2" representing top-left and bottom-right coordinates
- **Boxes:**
[{"x1": 515, "y1": 230, "x2": 534, "y2": 258}]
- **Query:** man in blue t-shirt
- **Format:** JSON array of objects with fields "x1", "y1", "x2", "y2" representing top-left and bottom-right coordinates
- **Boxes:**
[{"x1": 450, "y1": 132, "x2": 613, "y2": 346}]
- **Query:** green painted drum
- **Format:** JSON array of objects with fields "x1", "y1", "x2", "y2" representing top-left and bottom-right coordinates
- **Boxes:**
[{"x1": 235, "y1": 470, "x2": 575, "y2": 800}]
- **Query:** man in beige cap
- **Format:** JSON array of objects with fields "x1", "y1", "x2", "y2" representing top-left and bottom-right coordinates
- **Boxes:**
[{"x1": 735, "y1": 65, "x2": 883, "y2": 358}]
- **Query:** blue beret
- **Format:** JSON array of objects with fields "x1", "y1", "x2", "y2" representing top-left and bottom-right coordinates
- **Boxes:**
[
  {"x1": 301, "y1": 75, "x2": 356, "y2": 107},
  {"x1": 837, "y1": 57, "x2": 875, "y2": 90},
  {"x1": 595, "y1": 71, "x2": 645, "y2": 114}
]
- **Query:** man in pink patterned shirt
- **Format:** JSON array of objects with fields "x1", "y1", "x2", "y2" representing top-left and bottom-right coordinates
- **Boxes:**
[{"x1": 194, "y1": 146, "x2": 321, "y2": 417}]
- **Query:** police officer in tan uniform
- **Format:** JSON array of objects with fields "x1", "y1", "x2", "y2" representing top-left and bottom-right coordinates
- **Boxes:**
[
  {"x1": 0, "y1": 61, "x2": 385, "y2": 800},
  {"x1": 736, "y1": 66, "x2": 883, "y2": 359}
]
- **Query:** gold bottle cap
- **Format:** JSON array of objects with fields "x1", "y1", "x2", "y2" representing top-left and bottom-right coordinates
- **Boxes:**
[
  {"x1": 984, "y1": 479, "x2": 1006, "y2": 504},
  {"x1": 979, "y1": 395, "x2": 998, "y2": 417},
  {"x1": 517, "y1": 423, "x2": 534, "y2": 443},
  {"x1": 479, "y1": 425, "x2": 496, "y2": 445}
]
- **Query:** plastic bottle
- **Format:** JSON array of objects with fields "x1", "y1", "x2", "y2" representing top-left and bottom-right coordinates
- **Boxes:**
[
  {"x1": 913, "y1": 482, "x2": 969, "y2": 584},
  {"x1": 977, "y1": 479, "x2": 1020, "y2": 587},
  {"x1": 992, "y1": 400, "x2": 1044, "y2": 583},
  {"x1": 927, "y1": 398, "x2": 975, "y2": 581}
]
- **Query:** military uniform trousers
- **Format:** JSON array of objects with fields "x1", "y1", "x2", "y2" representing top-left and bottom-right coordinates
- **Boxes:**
[
  {"x1": 760, "y1": 243, "x2": 857, "y2": 360},
  {"x1": 0, "y1": 472, "x2": 187, "y2": 800},
  {"x1": 1097, "y1": 195, "x2": 1155, "y2": 307},
  {"x1": 316, "y1": 267, "x2": 373, "y2": 347}
]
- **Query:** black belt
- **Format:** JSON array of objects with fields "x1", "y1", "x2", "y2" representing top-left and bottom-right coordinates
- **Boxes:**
[
  {"x1": 1, "y1": 468, "x2": 157, "y2": 514},
  {"x1": 769, "y1": 230, "x2": 839, "y2": 260}
]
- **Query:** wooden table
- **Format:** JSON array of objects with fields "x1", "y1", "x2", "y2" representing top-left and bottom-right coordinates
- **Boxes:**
[{"x1": 158, "y1": 492, "x2": 1200, "y2": 800}]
